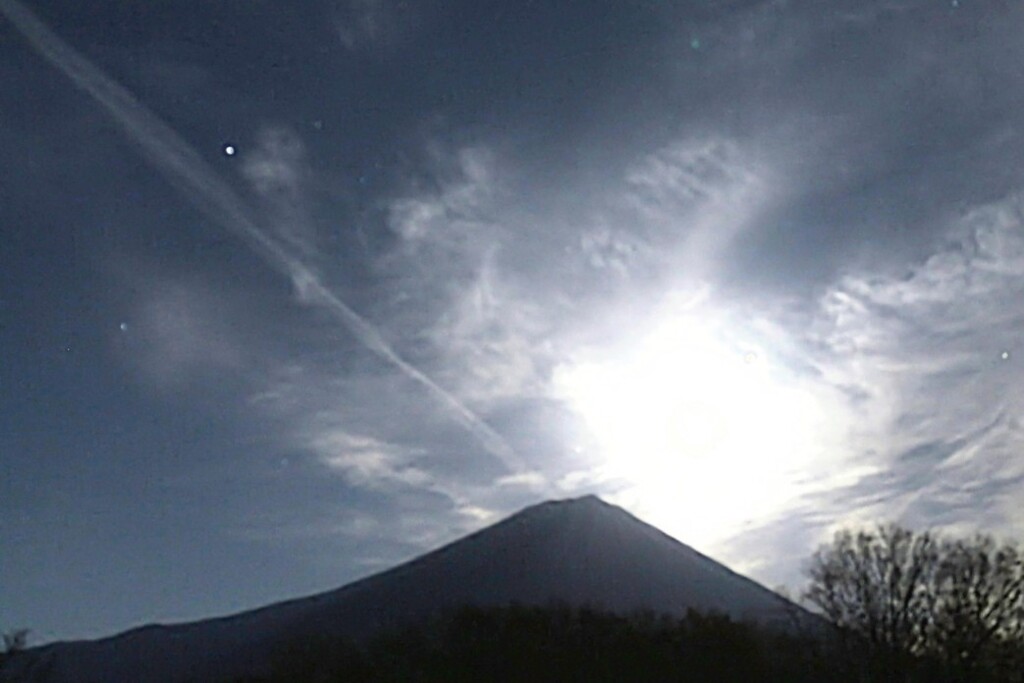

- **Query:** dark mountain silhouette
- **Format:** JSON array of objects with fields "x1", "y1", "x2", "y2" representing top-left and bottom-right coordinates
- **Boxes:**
[{"x1": 1, "y1": 496, "x2": 819, "y2": 683}]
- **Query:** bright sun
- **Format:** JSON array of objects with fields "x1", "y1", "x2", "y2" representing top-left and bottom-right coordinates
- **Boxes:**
[{"x1": 554, "y1": 313, "x2": 828, "y2": 552}]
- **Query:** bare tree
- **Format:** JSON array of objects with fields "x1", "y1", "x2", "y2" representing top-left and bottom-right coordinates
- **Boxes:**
[
  {"x1": 930, "y1": 535, "x2": 1024, "y2": 679},
  {"x1": 805, "y1": 525, "x2": 937, "y2": 661},
  {"x1": 804, "y1": 524, "x2": 1024, "y2": 682}
]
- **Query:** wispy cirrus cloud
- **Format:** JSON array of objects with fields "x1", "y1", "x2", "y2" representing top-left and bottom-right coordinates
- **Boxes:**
[
  {"x1": 333, "y1": 0, "x2": 387, "y2": 52},
  {"x1": 332, "y1": 0, "x2": 420, "y2": 54},
  {"x1": 241, "y1": 126, "x2": 318, "y2": 259},
  {"x1": 727, "y1": 192, "x2": 1024, "y2": 590},
  {"x1": 376, "y1": 146, "x2": 556, "y2": 407},
  {"x1": 224, "y1": 116, "x2": 833, "y2": 581},
  {"x1": 243, "y1": 357, "x2": 546, "y2": 555},
  {"x1": 372, "y1": 134, "x2": 776, "y2": 416},
  {"x1": 808, "y1": 193, "x2": 1024, "y2": 523},
  {"x1": 226, "y1": 141, "x2": 568, "y2": 554},
  {"x1": 0, "y1": 0, "x2": 532, "y2": 480},
  {"x1": 129, "y1": 281, "x2": 244, "y2": 387},
  {"x1": 423, "y1": 250, "x2": 554, "y2": 408},
  {"x1": 385, "y1": 146, "x2": 498, "y2": 253},
  {"x1": 107, "y1": 255, "x2": 257, "y2": 391},
  {"x1": 313, "y1": 431, "x2": 432, "y2": 493},
  {"x1": 619, "y1": 136, "x2": 774, "y2": 277}
]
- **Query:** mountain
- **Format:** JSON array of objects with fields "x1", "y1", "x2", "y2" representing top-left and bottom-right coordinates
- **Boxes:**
[{"x1": 1, "y1": 496, "x2": 820, "y2": 683}]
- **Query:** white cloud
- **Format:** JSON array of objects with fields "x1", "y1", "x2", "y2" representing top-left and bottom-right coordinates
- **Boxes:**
[
  {"x1": 388, "y1": 197, "x2": 444, "y2": 241},
  {"x1": 620, "y1": 136, "x2": 773, "y2": 277},
  {"x1": 239, "y1": 363, "x2": 527, "y2": 558},
  {"x1": 379, "y1": 145, "x2": 554, "y2": 407},
  {"x1": 128, "y1": 279, "x2": 245, "y2": 388},
  {"x1": 335, "y1": 0, "x2": 387, "y2": 51},
  {"x1": 386, "y1": 146, "x2": 497, "y2": 250},
  {"x1": 314, "y1": 431, "x2": 432, "y2": 491},
  {"x1": 625, "y1": 138, "x2": 761, "y2": 208},
  {"x1": 425, "y1": 253, "x2": 551, "y2": 406},
  {"x1": 578, "y1": 224, "x2": 641, "y2": 277},
  {"x1": 240, "y1": 126, "x2": 318, "y2": 258},
  {"x1": 494, "y1": 471, "x2": 550, "y2": 491},
  {"x1": 836, "y1": 0, "x2": 929, "y2": 26},
  {"x1": 386, "y1": 136, "x2": 781, "y2": 412},
  {"x1": 714, "y1": 193, "x2": 1024, "y2": 589},
  {"x1": 559, "y1": 135, "x2": 781, "y2": 305},
  {"x1": 333, "y1": 0, "x2": 420, "y2": 54},
  {"x1": 805, "y1": 192, "x2": 1024, "y2": 532},
  {"x1": 250, "y1": 355, "x2": 541, "y2": 503}
]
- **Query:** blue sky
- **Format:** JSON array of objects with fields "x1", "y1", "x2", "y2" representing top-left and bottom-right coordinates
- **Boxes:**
[{"x1": 2, "y1": 0, "x2": 1024, "y2": 643}]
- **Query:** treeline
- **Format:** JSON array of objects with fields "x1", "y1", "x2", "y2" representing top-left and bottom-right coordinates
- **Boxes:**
[
  {"x1": 236, "y1": 597, "x2": 1022, "y2": 683},
  {"x1": 238, "y1": 604, "x2": 832, "y2": 683}
]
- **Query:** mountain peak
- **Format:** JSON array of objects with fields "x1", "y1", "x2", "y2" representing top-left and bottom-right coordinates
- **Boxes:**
[
  {"x1": 518, "y1": 493, "x2": 607, "y2": 514},
  {"x1": 4, "y1": 495, "x2": 818, "y2": 683}
]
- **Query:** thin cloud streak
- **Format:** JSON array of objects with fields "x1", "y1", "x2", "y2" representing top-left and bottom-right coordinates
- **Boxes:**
[{"x1": 0, "y1": 0, "x2": 536, "y2": 481}]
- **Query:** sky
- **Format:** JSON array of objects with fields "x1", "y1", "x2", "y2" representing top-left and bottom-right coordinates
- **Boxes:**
[{"x1": 2, "y1": 0, "x2": 1023, "y2": 644}]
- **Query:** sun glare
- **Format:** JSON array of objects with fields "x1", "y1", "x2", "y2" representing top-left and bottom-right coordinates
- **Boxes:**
[{"x1": 555, "y1": 314, "x2": 827, "y2": 551}]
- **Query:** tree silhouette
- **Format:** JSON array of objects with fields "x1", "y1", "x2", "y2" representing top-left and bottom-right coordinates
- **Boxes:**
[
  {"x1": 804, "y1": 524, "x2": 1024, "y2": 682},
  {"x1": 930, "y1": 535, "x2": 1024, "y2": 680},
  {"x1": 0, "y1": 629, "x2": 29, "y2": 668}
]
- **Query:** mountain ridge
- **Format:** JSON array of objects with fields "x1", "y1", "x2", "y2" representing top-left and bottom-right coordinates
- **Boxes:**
[{"x1": 1, "y1": 496, "x2": 820, "y2": 683}]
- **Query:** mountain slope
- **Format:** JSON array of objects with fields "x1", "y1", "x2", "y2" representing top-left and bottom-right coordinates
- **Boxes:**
[{"x1": 1, "y1": 496, "x2": 817, "y2": 683}]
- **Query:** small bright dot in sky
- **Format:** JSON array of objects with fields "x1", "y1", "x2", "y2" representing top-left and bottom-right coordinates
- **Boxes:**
[
  {"x1": 690, "y1": 37, "x2": 701, "y2": 50},
  {"x1": 1001, "y1": 351, "x2": 1010, "y2": 360},
  {"x1": 223, "y1": 144, "x2": 236, "y2": 156},
  {"x1": 119, "y1": 322, "x2": 128, "y2": 331}
]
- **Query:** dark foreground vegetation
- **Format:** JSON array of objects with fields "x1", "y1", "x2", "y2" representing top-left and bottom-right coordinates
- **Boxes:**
[
  {"x1": 235, "y1": 600, "x2": 1023, "y2": 682},
  {"x1": 238, "y1": 604, "x2": 832, "y2": 683}
]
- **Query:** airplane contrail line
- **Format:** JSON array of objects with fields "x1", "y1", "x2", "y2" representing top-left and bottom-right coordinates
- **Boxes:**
[{"x1": 0, "y1": 0, "x2": 536, "y2": 479}]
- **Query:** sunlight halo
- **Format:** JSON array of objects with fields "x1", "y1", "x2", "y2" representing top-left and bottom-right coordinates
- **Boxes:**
[{"x1": 554, "y1": 310, "x2": 830, "y2": 551}]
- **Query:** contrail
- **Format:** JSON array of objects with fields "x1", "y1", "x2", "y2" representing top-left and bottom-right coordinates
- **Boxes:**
[{"x1": 0, "y1": 0, "x2": 534, "y2": 478}]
